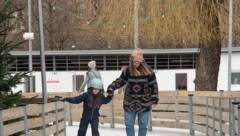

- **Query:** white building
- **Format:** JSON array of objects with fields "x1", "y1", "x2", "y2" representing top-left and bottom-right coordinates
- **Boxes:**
[{"x1": 11, "y1": 47, "x2": 240, "y2": 92}]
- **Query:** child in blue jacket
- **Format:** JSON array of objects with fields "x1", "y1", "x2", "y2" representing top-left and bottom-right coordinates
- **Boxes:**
[{"x1": 62, "y1": 79, "x2": 113, "y2": 136}]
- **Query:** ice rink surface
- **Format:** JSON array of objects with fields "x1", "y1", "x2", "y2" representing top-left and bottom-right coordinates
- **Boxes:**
[{"x1": 66, "y1": 122, "x2": 205, "y2": 136}]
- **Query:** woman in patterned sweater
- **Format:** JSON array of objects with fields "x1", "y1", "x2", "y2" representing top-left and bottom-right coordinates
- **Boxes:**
[{"x1": 107, "y1": 48, "x2": 159, "y2": 136}]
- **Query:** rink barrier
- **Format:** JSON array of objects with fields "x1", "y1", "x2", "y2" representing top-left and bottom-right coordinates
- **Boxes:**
[
  {"x1": 0, "y1": 101, "x2": 65, "y2": 136},
  {"x1": 20, "y1": 91, "x2": 240, "y2": 136}
]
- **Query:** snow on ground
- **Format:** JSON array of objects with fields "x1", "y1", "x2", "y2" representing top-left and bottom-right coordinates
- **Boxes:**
[{"x1": 66, "y1": 122, "x2": 205, "y2": 136}]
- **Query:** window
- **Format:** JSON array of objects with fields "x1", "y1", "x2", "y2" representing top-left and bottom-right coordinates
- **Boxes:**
[
  {"x1": 232, "y1": 72, "x2": 240, "y2": 84},
  {"x1": 11, "y1": 52, "x2": 198, "y2": 71}
]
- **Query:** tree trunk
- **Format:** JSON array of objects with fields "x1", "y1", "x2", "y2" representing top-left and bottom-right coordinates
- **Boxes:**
[
  {"x1": 48, "y1": 0, "x2": 55, "y2": 50},
  {"x1": 194, "y1": 0, "x2": 223, "y2": 91}
]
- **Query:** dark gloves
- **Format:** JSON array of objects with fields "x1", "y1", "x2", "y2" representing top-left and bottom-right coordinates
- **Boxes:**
[
  {"x1": 108, "y1": 93, "x2": 114, "y2": 97},
  {"x1": 61, "y1": 98, "x2": 67, "y2": 102},
  {"x1": 107, "y1": 87, "x2": 114, "y2": 95}
]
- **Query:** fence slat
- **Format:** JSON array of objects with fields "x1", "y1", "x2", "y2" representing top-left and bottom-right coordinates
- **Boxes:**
[
  {"x1": 152, "y1": 121, "x2": 188, "y2": 129},
  {"x1": 4, "y1": 120, "x2": 25, "y2": 135},
  {"x1": 2, "y1": 107, "x2": 24, "y2": 121}
]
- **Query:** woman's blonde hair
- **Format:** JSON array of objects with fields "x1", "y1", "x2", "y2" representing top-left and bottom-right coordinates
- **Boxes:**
[{"x1": 130, "y1": 62, "x2": 151, "y2": 77}]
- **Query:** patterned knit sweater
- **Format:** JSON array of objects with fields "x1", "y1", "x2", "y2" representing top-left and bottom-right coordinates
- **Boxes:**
[{"x1": 108, "y1": 66, "x2": 159, "y2": 113}]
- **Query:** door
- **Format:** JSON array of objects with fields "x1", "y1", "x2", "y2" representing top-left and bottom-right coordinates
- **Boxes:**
[
  {"x1": 175, "y1": 73, "x2": 187, "y2": 90},
  {"x1": 24, "y1": 76, "x2": 36, "y2": 93},
  {"x1": 73, "y1": 75, "x2": 84, "y2": 92}
]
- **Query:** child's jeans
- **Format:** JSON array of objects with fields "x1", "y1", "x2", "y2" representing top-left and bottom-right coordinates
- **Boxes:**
[{"x1": 78, "y1": 118, "x2": 99, "y2": 136}]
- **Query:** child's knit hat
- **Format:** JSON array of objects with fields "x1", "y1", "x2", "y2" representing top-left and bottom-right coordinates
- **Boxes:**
[
  {"x1": 89, "y1": 78, "x2": 103, "y2": 90},
  {"x1": 88, "y1": 61, "x2": 96, "y2": 69},
  {"x1": 131, "y1": 48, "x2": 144, "y2": 62}
]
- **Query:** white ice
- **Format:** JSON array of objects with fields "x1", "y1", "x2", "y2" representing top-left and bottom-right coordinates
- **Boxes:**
[{"x1": 66, "y1": 122, "x2": 205, "y2": 136}]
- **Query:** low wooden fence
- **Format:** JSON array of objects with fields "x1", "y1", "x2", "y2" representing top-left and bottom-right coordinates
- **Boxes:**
[
  {"x1": 21, "y1": 91, "x2": 240, "y2": 136},
  {"x1": 0, "y1": 101, "x2": 66, "y2": 136}
]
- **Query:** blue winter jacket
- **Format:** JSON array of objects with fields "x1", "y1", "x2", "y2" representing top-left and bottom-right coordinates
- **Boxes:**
[{"x1": 65, "y1": 92, "x2": 112, "y2": 120}]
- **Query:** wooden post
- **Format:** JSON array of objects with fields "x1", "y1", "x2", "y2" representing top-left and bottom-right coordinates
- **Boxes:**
[
  {"x1": 0, "y1": 108, "x2": 4, "y2": 136},
  {"x1": 188, "y1": 94, "x2": 194, "y2": 136}
]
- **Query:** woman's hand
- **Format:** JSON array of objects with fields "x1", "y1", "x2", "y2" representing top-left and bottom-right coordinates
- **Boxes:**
[
  {"x1": 61, "y1": 98, "x2": 67, "y2": 102},
  {"x1": 107, "y1": 87, "x2": 114, "y2": 94},
  {"x1": 108, "y1": 93, "x2": 114, "y2": 96}
]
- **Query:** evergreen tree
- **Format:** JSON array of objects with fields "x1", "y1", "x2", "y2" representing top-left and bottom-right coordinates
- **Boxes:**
[{"x1": 0, "y1": 0, "x2": 28, "y2": 109}]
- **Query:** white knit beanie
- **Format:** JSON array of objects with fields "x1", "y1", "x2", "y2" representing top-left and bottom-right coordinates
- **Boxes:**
[{"x1": 88, "y1": 61, "x2": 96, "y2": 69}]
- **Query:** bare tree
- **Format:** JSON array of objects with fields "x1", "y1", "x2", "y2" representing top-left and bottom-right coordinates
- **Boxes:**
[
  {"x1": 2, "y1": 0, "x2": 26, "y2": 49},
  {"x1": 10, "y1": 0, "x2": 94, "y2": 51},
  {"x1": 94, "y1": 0, "x2": 240, "y2": 91},
  {"x1": 4, "y1": 0, "x2": 240, "y2": 92},
  {"x1": 38, "y1": 0, "x2": 76, "y2": 50},
  {"x1": 194, "y1": 0, "x2": 225, "y2": 91},
  {"x1": 40, "y1": 0, "x2": 102, "y2": 50}
]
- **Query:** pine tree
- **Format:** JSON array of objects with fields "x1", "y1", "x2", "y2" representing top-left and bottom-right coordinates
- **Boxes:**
[{"x1": 0, "y1": 0, "x2": 28, "y2": 109}]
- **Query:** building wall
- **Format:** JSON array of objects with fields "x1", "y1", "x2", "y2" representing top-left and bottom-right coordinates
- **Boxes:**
[
  {"x1": 12, "y1": 52, "x2": 240, "y2": 93},
  {"x1": 218, "y1": 52, "x2": 240, "y2": 91},
  {"x1": 13, "y1": 70, "x2": 196, "y2": 93}
]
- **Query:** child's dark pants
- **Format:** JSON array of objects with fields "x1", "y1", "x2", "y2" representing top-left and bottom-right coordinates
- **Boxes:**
[{"x1": 77, "y1": 118, "x2": 99, "y2": 136}]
